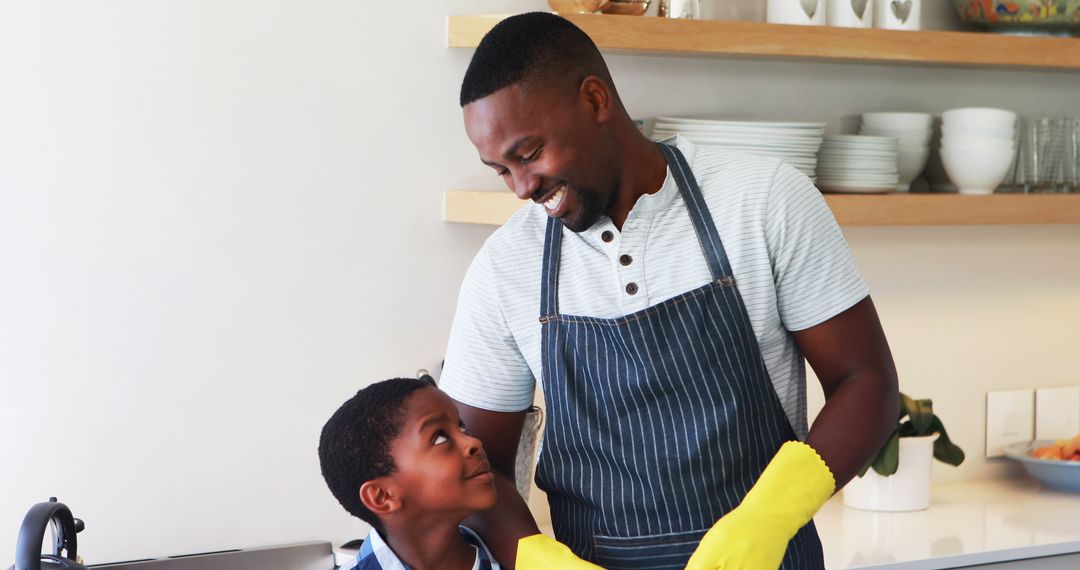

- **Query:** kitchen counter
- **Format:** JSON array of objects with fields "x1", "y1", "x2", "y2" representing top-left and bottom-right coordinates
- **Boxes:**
[{"x1": 814, "y1": 477, "x2": 1080, "y2": 569}]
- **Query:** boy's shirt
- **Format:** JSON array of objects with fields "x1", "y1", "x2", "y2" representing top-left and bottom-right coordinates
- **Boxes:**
[{"x1": 345, "y1": 526, "x2": 501, "y2": 570}]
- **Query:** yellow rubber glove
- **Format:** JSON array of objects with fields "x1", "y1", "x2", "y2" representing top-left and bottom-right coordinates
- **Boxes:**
[
  {"x1": 685, "y1": 441, "x2": 836, "y2": 570},
  {"x1": 516, "y1": 534, "x2": 605, "y2": 570}
]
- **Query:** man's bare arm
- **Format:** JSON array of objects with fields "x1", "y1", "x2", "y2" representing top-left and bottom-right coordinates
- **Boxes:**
[{"x1": 795, "y1": 296, "x2": 900, "y2": 489}]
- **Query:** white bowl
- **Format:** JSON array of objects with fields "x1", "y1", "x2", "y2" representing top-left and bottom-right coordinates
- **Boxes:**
[
  {"x1": 940, "y1": 135, "x2": 1016, "y2": 154},
  {"x1": 897, "y1": 146, "x2": 931, "y2": 191},
  {"x1": 861, "y1": 126, "x2": 934, "y2": 147},
  {"x1": 940, "y1": 146, "x2": 1015, "y2": 195},
  {"x1": 941, "y1": 107, "x2": 1017, "y2": 130},
  {"x1": 941, "y1": 124, "x2": 1014, "y2": 142},
  {"x1": 861, "y1": 112, "x2": 934, "y2": 131}
]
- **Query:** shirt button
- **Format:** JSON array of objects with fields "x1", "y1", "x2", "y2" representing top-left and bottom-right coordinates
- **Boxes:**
[
  {"x1": 625, "y1": 282, "x2": 638, "y2": 295},
  {"x1": 619, "y1": 254, "x2": 633, "y2": 266},
  {"x1": 601, "y1": 231, "x2": 614, "y2": 243}
]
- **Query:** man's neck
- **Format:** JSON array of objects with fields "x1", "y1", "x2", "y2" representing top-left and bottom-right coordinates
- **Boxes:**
[
  {"x1": 606, "y1": 128, "x2": 669, "y2": 231},
  {"x1": 382, "y1": 519, "x2": 475, "y2": 570}
]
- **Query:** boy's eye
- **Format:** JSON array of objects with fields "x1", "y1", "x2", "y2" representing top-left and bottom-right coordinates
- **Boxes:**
[{"x1": 433, "y1": 430, "x2": 448, "y2": 445}]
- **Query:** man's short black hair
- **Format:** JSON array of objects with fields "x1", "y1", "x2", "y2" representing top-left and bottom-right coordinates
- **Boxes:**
[
  {"x1": 318, "y1": 377, "x2": 434, "y2": 532},
  {"x1": 459, "y1": 12, "x2": 614, "y2": 107}
]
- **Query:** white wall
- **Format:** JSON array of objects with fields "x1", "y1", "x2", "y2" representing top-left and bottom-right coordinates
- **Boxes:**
[{"x1": 1, "y1": 0, "x2": 1078, "y2": 564}]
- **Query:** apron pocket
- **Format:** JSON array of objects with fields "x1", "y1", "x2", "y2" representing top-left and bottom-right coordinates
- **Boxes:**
[{"x1": 592, "y1": 528, "x2": 707, "y2": 570}]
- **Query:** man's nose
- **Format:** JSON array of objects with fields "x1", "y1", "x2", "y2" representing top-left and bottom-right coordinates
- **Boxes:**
[{"x1": 510, "y1": 169, "x2": 541, "y2": 201}]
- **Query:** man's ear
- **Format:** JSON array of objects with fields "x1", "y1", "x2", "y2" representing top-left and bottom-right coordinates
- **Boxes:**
[
  {"x1": 360, "y1": 478, "x2": 402, "y2": 516},
  {"x1": 580, "y1": 76, "x2": 614, "y2": 124}
]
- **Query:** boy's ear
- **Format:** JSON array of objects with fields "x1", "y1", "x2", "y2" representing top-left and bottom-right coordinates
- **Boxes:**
[{"x1": 359, "y1": 478, "x2": 402, "y2": 516}]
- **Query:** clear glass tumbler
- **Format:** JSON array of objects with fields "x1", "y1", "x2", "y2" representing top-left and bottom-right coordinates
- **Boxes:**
[
  {"x1": 1062, "y1": 118, "x2": 1080, "y2": 193},
  {"x1": 1017, "y1": 117, "x2": 1069, "y2": 193}
]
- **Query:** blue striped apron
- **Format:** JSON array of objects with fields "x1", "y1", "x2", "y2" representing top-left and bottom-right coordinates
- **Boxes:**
[{"x1": 533, "y1": 143, "x2": 824, "y2": 569}]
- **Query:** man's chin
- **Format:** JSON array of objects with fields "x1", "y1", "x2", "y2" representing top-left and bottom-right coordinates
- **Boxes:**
[{"x1": 561, "y1": 214, "x2": 603, "y2": 233}]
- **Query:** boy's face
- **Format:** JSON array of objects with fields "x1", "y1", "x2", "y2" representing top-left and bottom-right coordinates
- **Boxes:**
[{"x1": 384, "y1": 387, "x2": 498, "y2": 520}]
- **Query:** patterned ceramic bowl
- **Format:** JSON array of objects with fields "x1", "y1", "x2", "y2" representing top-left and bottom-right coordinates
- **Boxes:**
[{"x1": 952, "y1": 0, "x2": 1080, "y2": 35}]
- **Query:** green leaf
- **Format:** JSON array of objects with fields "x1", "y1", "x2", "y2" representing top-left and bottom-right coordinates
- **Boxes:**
[
  {"x1": 902, "y1": 396, "x2": 935, "y2": 435},
  {"x1": 899, "y1": 392, "x2": 914, "y2": 421},
  {"x1": 868, "y1": 393, "x2": 967, "y2": 474},
  {"x1": 872, "y1": 430, "x2": 900, "y2": 476},
  {"x1": 929, "y1": 417, "x2": 966, "y2": 466}
]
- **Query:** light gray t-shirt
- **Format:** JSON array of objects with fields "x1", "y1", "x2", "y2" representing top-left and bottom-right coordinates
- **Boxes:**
[{"x1": 441, "y1": 136, "x2": 868, "y2": 438}]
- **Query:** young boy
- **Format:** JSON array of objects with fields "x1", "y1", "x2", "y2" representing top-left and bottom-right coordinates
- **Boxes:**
[{"x1": 319, "y1": 377, "x2": 501, "y2": 570}]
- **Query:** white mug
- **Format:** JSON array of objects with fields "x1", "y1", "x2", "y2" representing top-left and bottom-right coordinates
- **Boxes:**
[
  {"x1": 873, "y1": 0, "x2": 920, "y2": 31},
  {"x1": 767, "y1": 0, "x2": 827, "y2": 26},
  {"x1": 827, "y1": 0, "x2": 873, "y2": 28}
]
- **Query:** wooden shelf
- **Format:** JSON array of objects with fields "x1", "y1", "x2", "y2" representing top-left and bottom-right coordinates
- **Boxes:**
[
  {"x1": 444, "y1": 189, "x2": 1080, "y2": 227},
  {"x1": 448, "y1": 14, "x2": 1080, "y2": 70},
  {"x1": 447, "y1": 14, "x2": 1080, "y2": 227}
]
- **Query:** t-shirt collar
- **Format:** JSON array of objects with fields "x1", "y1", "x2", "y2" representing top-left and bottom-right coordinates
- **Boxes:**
[{"x1": 581, "y1": 134, "x2": 697, "y2": 238}]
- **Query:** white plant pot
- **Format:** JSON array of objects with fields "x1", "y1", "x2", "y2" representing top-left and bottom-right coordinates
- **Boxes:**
[{"x1": 842, "y1": 435, "x2": 935, "y2": 512}]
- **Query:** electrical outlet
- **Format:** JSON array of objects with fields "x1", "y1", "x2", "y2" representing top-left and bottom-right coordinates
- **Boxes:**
[
  {"x1": 985, "y1": 389, "x2": 1034, "y2": 458},
  {"x1": 1035, "y1": 386, "x2": 1080, "y2": 441}
]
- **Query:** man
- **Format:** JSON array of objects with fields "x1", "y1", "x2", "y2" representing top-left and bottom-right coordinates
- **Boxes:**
[{"x1": 441, "y1": 12, "x2": 899, "y2": 570}]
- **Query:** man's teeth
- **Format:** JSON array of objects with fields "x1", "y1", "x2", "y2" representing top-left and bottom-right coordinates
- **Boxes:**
[{"x1": 544, "y1": 187, "x2": 566, "y2": 211}]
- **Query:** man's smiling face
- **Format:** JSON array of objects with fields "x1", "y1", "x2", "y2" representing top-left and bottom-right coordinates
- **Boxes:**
[{"x1": 463, "y1": 82, "x2": 616, "y2": 233}]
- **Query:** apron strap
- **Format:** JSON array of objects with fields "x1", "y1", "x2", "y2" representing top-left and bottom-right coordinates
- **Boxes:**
[
  {"x1": 656, "y1": 143, "x2": 735, "y2": 284},
  {"x1": 540, "y1": 215, "x2": 563, "y2": 321}
]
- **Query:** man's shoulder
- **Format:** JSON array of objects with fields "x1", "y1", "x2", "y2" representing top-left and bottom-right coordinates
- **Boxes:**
[
  {"x1": 477, "y1": 200, "x2": 548, "y2": 263},
  {"x1": 688, "y1": 144, "x2": 784, "y2": 191},
  {"x1": 683, "y1": 145, "x2": 786, "y2": 223}
]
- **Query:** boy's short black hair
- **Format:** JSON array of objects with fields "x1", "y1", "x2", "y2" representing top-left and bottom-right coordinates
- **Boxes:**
[
  {"x1": 459, "y1": 12, "x2": 614, "y2": 107},
  {"x1": 318, "y1": 377, "x2": 435, "y2": 531}
]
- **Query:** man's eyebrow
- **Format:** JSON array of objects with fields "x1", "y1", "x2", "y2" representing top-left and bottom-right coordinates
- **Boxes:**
[
  {"x1": 502, "y1": 136, "x2": 537, "y2": 160},
  {"x1": 480, "y1": 136, "x2": 536, "y2": 168}
]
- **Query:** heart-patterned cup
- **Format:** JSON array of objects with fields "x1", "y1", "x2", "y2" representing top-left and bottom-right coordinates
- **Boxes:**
[
  {"x1": 873, "y1": 0, "x2": 920, "y2": 30},
  {"x1": 767, "y1": 0, "x2": 827, "y2": 25},
  {"x1": 826, "y1": 0, "x2": 873, "y2": 28}
]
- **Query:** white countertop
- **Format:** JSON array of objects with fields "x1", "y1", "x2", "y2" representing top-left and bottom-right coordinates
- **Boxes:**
[{"x1": 814, "y1": 477, "x2": 1080, "y2": 569}]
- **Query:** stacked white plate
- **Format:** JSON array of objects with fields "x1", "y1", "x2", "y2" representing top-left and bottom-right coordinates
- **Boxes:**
[
  {"x1": 816, "y1": 135, "x2": 900, "y2": 194},
  {"x1": 649, "y1": 116, "x2": 826, "y2": 180},
  {"x1": 860, "y1": 113, "x2": 934, "y2": 192}
]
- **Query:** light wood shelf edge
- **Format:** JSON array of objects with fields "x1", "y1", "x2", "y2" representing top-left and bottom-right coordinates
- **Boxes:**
[
  {"x1": 444, "y1": 189, "x2": 1080, "y2": 227},
  {"x1": 448, "y1": 14, "x2": 1080, "y2": 70}
]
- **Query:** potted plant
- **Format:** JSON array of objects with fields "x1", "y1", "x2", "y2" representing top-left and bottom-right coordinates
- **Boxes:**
[{"x1": 843, "y1": 393, "x2": 966, "y2": 512}]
